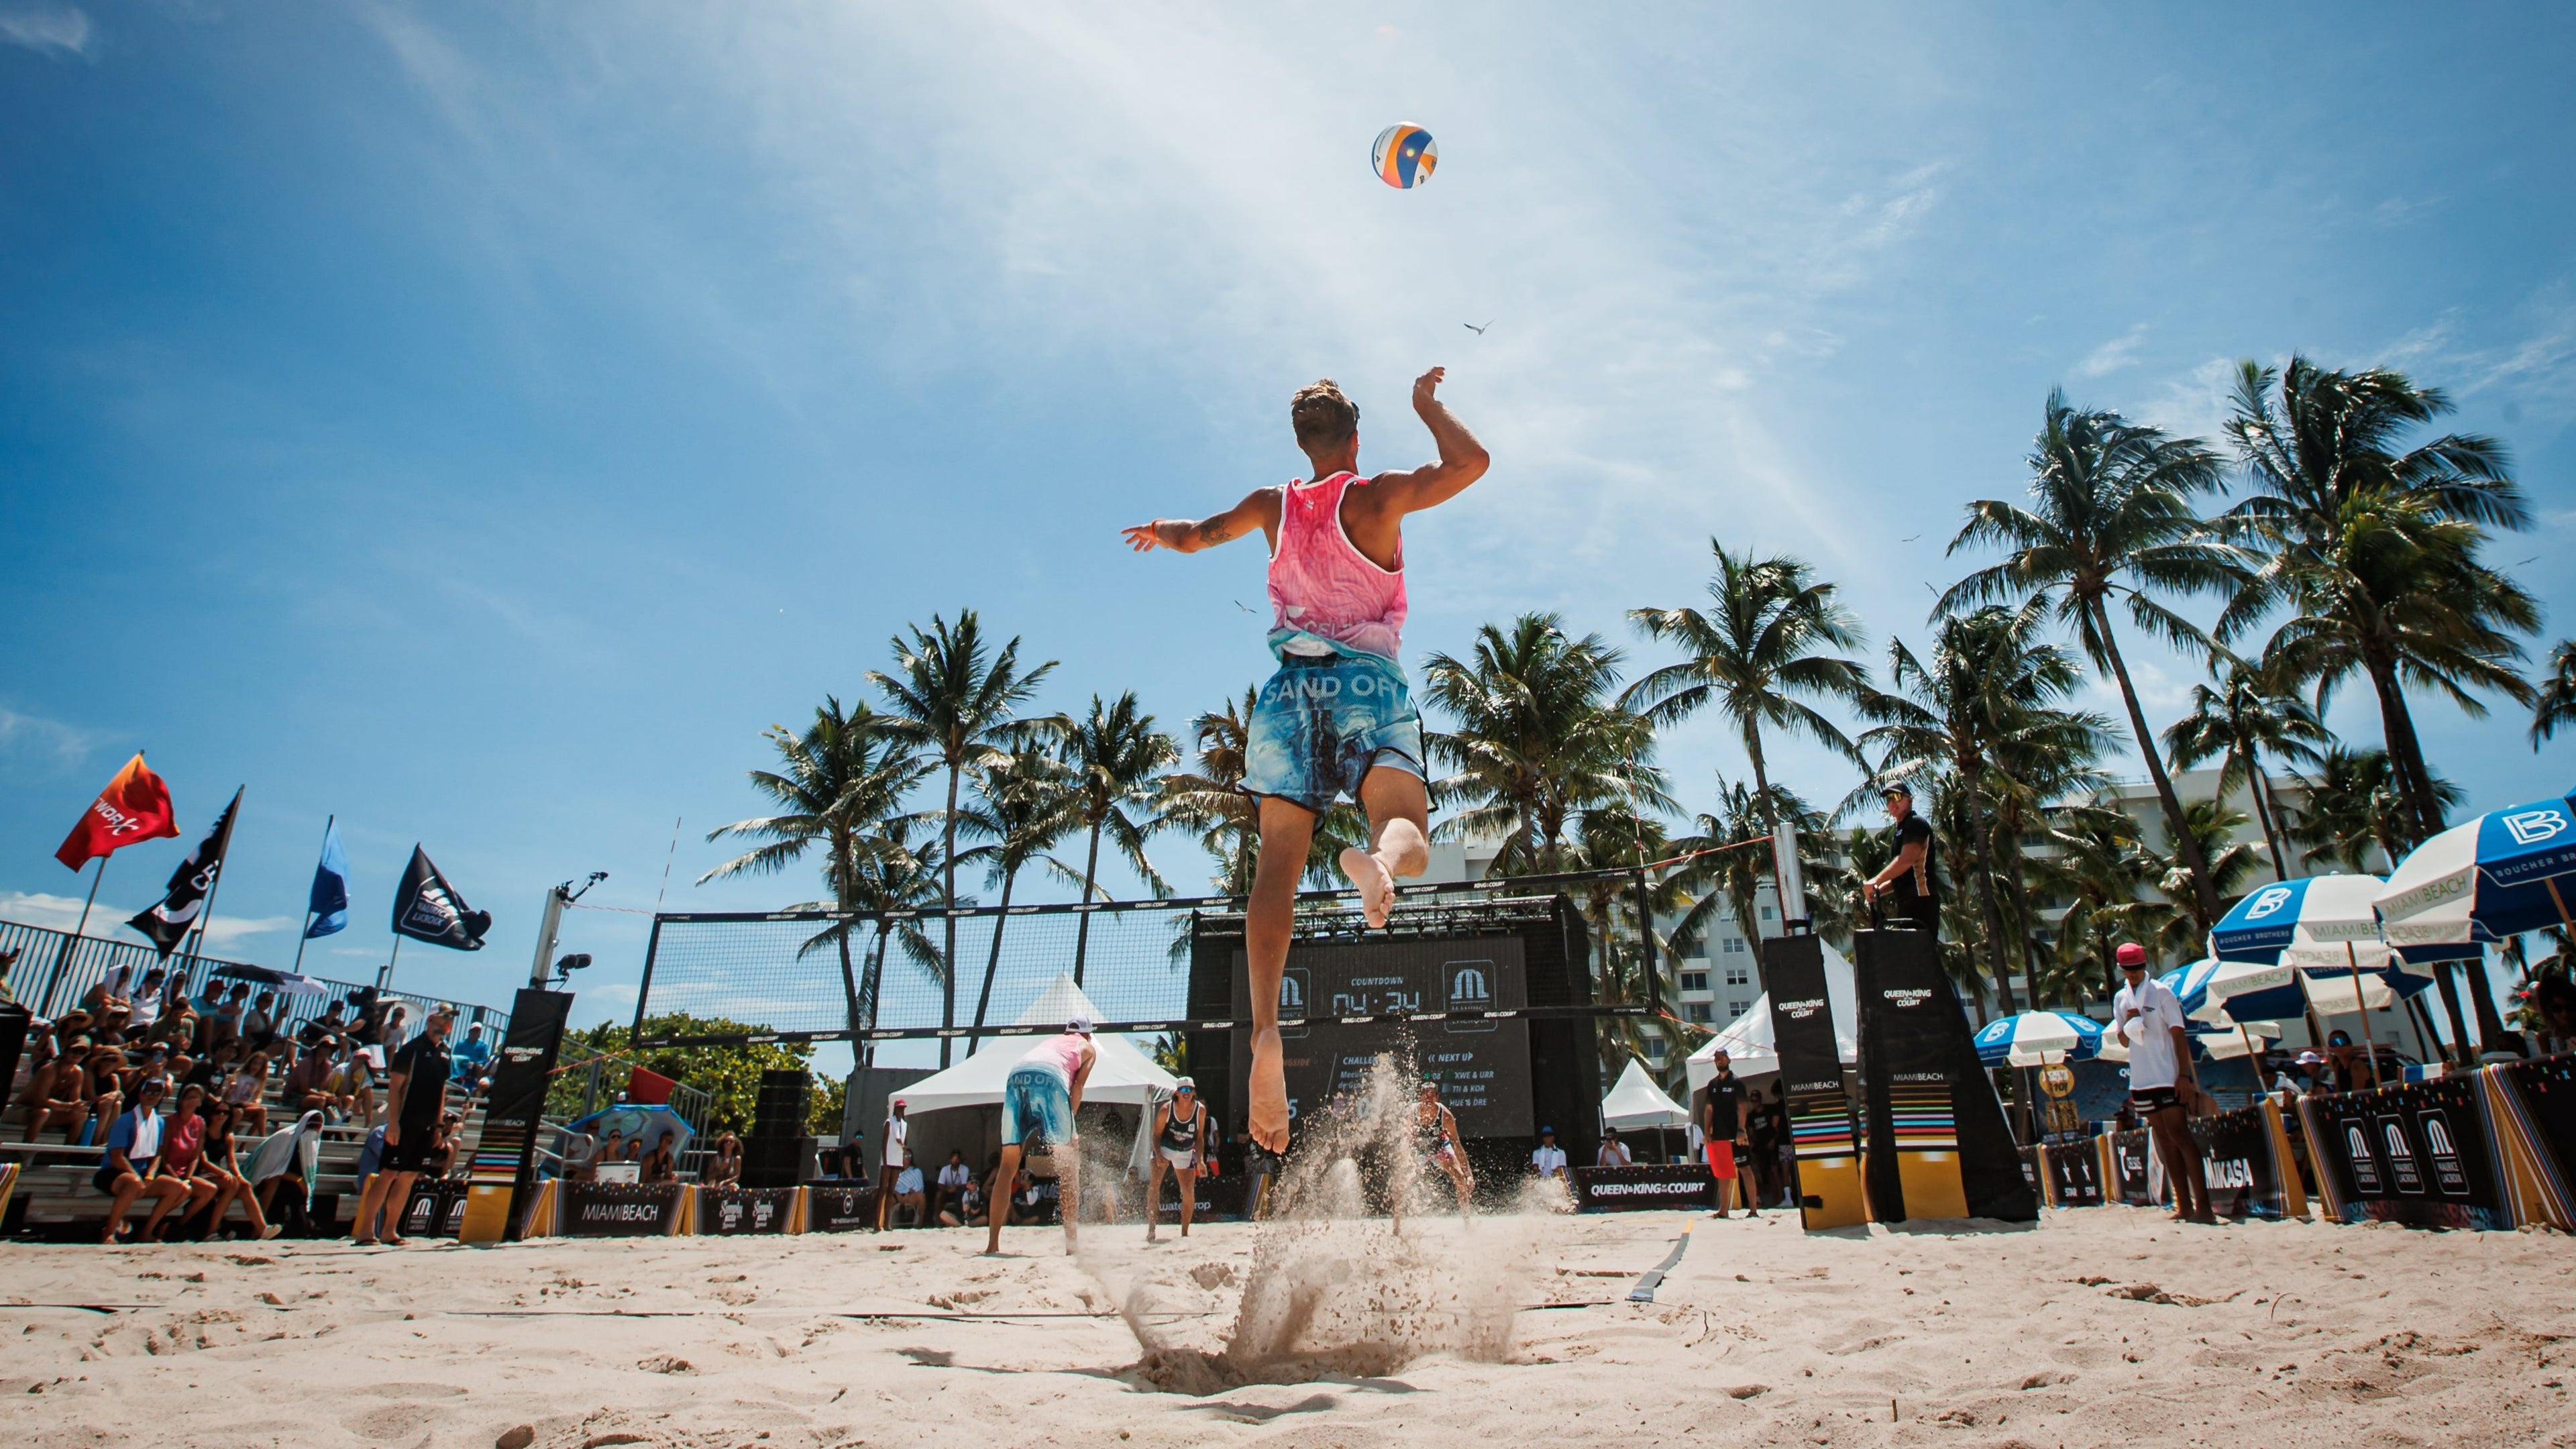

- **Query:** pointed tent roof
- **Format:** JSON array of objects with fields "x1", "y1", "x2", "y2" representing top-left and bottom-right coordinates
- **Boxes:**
[
  {"x1": 1599, "y1": 1057, "x2": 1692, "y2": 1130},
  {"x1": 1684, "y1": 938, "x2": 1860, "y2": 1089},
  {"x1": 894, "y1": 971, "x2": 1179, "y2": 1113}
]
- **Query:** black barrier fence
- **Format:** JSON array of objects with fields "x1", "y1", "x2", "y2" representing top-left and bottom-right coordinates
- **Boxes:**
[
  {"x1": 559, "y1": 1181, "x2": 687, "y2": 1236},
  {"x1": 2192, "y1": 1106, "x2": 2291, "y2": 1220},
  {"x1": 2044, "y1": 1140, "x2": 2104, "y2": 1207},
  {"x1": 1572, "y1": 1164, "x2": 1715, "y2": 1212},
  {"x1": 631, "y1": 867, "x2": 1665, "y2": 1048},
  {"x1": 699, "y1": 1185, "x2": 798, "y2": 1236},
  {"x1": 803, "y1": 1184, "x2": 878, "y2": 1232},
  {"x1": 399, "y1": 1178, "x2": 469, "y2": 1240},
  {"x1": 2299, "y1": 1074, "x2": 2510, "y2": 1230},
  {"x1": 2107, "y1": 1128, "x2": 2155, "y2": 1206}
]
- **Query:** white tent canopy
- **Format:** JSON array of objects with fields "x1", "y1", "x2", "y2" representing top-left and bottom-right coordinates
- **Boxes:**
[
  {"x1": 894, "y1": 973, "x2": 1179, "y2": 1114},
  {"x1": 1684, "y1": 939, "x2": 1860, "y2": 1091},
  {"x1": 1599, "y1": 1057, "x2": 1692, "y2": 1130}
]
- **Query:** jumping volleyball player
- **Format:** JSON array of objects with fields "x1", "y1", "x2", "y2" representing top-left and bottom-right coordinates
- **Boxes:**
[{"x1": 1123, "y1": 368, "x2": 1490, "y2": 1153}]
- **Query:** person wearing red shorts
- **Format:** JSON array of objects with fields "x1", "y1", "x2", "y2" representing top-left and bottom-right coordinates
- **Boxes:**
[{"x1": 1700, "y1": 1050, "x2": 1756, "y2": 1218}]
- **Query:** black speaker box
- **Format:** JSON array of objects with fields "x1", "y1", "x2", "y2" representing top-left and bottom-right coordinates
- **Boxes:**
[
  {"x1": 743, "y1": 1134, "x2": 816, "y2": 1189},
  {"x1": 751, "y1": 1069, "x2": 809, "y2": 1141}
]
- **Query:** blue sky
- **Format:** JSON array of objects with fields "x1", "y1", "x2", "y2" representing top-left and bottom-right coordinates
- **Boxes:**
[{"x1": 4, "y1": 3, "x2": 2573, "y2": 1041}]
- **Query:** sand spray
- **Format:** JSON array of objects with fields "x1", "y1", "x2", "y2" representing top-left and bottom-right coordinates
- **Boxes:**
[{"x1": 1081, "y1": 1050, "x2": 1573, "y2": 1391}]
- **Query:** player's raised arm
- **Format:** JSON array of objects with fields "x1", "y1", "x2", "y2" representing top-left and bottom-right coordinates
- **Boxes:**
[
  {"x1": 1366, "y1": 366, "x2": 1490, "y2": 515},
  {"x1": 1120, "y1": 484, "x2": 1282, "y2": 554}
]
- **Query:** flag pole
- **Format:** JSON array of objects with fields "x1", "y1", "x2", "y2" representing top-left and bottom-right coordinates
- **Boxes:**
[
  {"x1": 380, "y1": 936, "x2": 403, "y2": 994},
  {"x1": 37, "y1": 855, "x2": 109, "y2": 1017},
  {"x1": 290, "y1": 814, "x2": 331, "y2": 978}
]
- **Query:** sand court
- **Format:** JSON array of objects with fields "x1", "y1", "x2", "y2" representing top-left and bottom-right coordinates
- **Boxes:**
[{"x1": 3, "y1": 1206, "x2": 2570, "y2": 1448}]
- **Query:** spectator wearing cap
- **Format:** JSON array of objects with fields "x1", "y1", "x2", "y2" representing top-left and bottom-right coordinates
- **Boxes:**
[
  {"x1": 1529, "y1": 1126, "x2": 1569, "y2": 1183},
  {"x1": 875, "y1": 1095, "x2": 913, "y2": 1230},
  {"x1": 1145, "y1": 1075, "x2": 1209, "y2": 1241},
  {"x1": 2110, "y1": 941, "x2": 2214, "y2": 1225},
  {"x1": 96, "y1": 1077, "x2": 191, "y2": 1243},
  {"x1": 449, "y1": 1022, "x2": 494, "y2": 1095},
  {"x1": 1860, "y1": 782, "x2": 1943, "y2": 935}
]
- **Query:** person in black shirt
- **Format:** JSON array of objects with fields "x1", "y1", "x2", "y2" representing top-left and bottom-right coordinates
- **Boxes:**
[
  {"x1": 1699, "y1": 1052, "x2": 1756, "y2": 1218},
  {"x1": 1861, "y1": 782, "x2": 1941, "y2": 934},
  {"x1": 352, "y1": 1002, "x2": 454, "y2": 1246}
]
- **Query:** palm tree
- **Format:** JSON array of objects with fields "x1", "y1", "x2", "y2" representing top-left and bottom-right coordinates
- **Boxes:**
[
  {"x1": 2161, "y1": 661, "x2": 2331, "y2": 881},
  {"x1": 870, "y1": 610, "x2": 1058, "y2": 1064},
  {"x1": 2219, "y1": 358, "x2": 2536, "y2": 845},
  {"x1": 843, "y1": 815, "x2": 952, "y2": 1067},
  {"x1": 1623, "y1": 543, "x2": 1871, "y2": 841},
  {"x1": 1562, "y1": 807, "x2": 1688, "y2": 1078},
  {"x1": 2534, "y1": 641, "x2": 2576, "y2": 749},
  {"x1": 1861, "y1": 600, "x2": 2099, "y2": 1012},
  {"x1": 956, "y1": 741, "x2": 1079, "y2": 1050},
  {"x1": 1421, "y1": 612, "x2": 1668, "y2": 875},
  {"x1": 1057, "y1": 692, "x2": 1177, "y2": 985},
  {"x1": 698, "y1": 698, "x2": 928, "y2": 1038},
  {"x1": 1664, "y1": 775, "x2": 1848, "y2": 980},
  {"x1": 1943, "y1": 389, "x2": 2246, "y2": 923},
  {"x1": 2143, "y1": 798, "x2": 2264, "y2": 953},
  {"x1": 2288, "y1": 745, "x2": 2460, "y2": 875},
  {"x1": 2030, "y1": 802, "x2": 2165, "y2": 1002},
  {"x1": 1158, "y1": 686, "x2": 1365, "y2": 894}
]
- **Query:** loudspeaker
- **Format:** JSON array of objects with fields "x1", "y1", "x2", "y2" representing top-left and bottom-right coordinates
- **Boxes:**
[
  {"x1": 751, "y1": 1069, "x2": 808, "y2": 1141},
  {"x1": 743, "y1": 1134, "x2": 816, "y2": 1189}
]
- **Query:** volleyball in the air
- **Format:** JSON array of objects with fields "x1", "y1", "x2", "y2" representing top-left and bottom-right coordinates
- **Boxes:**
[{"x1": 1372, "y1": 124, "x2": 1436, "y2": 189}]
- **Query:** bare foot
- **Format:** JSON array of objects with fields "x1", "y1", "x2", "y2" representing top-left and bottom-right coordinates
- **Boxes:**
[
  {"x1": 1339, "y1": 847, "x2": 1394, "y2": 928},
  {"x1": 1248, "y1": 1026, "x2": 1291, "y2": 1153}
]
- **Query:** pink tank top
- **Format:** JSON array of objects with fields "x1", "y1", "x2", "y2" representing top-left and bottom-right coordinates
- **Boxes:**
[
  {"x1": 1020, "y1": 1032, "x2": 1087, "y2": 1080},
  {"x1": 1267, "y1": 472, "x2": 1405, "y2": 661}
]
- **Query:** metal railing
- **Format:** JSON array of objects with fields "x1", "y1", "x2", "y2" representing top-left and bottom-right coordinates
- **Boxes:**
[{"x1": 0, "y1": 916, "x2": 508, "y2": 1039}]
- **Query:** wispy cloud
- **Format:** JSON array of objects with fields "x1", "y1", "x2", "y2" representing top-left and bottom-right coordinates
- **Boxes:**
[
  {"x1": 0, "y1": 4, "x2": 90, "y2": 57},
  {"x1": 0, "y1": 891, "x2": 293, "y2": 953},
  {"x1": 2077, "y1": 323, "x2": 2150, "y2": 378},
  {"x1": 0, "y1": 705, "x2": 95, "y2": 773},
  {"x1": 2131, "y1": 355, "x2": 2242, "y2": 444}
]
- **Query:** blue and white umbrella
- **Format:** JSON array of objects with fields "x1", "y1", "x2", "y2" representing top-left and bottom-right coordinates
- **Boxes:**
[
  {"x1": 1972, "y1": 1009, "x2": 2106, "y2": 1068},
  {"x1": 2376, "y1": 787, "x2": 2576, "y2": 949},
  {"x1": 2162, "y1": 955, "x2": 2296, "y2": 1026},
  {"x1": 2206, "y1": 872, "x2": 2426, "y2": 1024}
]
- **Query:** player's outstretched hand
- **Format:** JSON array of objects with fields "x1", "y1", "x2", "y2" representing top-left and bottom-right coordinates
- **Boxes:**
[
  {"x1": 1122, "y1": 521, "x2": 1170, "y2": 552},
  {"x1": 1412, "y1": 366, "x2": 1446, "y2": 411}
]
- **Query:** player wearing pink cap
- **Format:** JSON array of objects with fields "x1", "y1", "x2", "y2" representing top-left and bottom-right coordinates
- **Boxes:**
[{"x1": 1123, "y1": 368, "x2": 1489, "y2": 1153}]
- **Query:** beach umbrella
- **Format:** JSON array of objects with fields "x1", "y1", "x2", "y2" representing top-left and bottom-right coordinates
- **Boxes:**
[
  {"x1": 1972, "y1": 1010, "x2": 2105, "y2": 1068},
  {"x1": 2210, "y1": 874, "x2": 2387, "y2": 962},
  {"x1": 2376, "y1": 787, "x2": 2576, "y2": 949},
  {"x1": 2162, "y1": 955, "x2": 2296, "y2": 1025},
  {"x1": 565, "y1": 1104, "x2": 696, "y2": 1158},
  {"x1": 2192, "y1": 1020, "x2": 2281, "y2": 1061},
  {"x1": 211, "y1": 962, "x2": 331, "y2": 997}
]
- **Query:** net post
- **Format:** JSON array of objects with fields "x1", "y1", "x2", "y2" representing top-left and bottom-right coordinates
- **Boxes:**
[
  {"x1": 1635, "y1": 867, "x2": 1663, "y2": 1019},
  {"x1": 631, "y1": 914, "x2": 664, "y2": 1044}
]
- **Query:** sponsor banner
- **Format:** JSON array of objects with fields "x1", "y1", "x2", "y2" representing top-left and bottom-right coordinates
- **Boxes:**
[
  {"x1": 2189, "y1": 1105, "x2": 2288, "y2": 1220},
  {"x1": 2043, "y1": 1140, "x2": 2104, "y2": 1207},
  {"x1": 2104, "y1": 1128, "x2": 2155, "y2": 1207},
  {"x1": 1764, "y1": 934, "x2": 1866, "y2": 1230},
  {"x1": 1852, "y1": 930, "x2": 2035, "y2": 1223},
  {"x1": 700, "y1": 1185, "x2": 798, "y2": 1236},
  {"x1": 2017, "y1": 1145, "x2": 2041, "y2": 1199},
  {"x1": 1572, "y1": 1165, "x2": 1715, "y2": 1212},
  {"x1": 2483, "y1": 1057, "x2": 2576, "y2": 1230},
  {"x1": 460, "y1": 987, "x2": 574, "y2": 1244},
  {"x1": 559, "y1": 1181, "x2": 688, "y2": 1236},
  {"x1": 2298, "y1": 1074, "x2": 2510, "y2": 1230},
  {"x1": 804, "y1": 1183, "x2": 879, "y2": 1232},
  {"x1": 400, "y1": 1178, "x2": 469, "y2": 1238}
]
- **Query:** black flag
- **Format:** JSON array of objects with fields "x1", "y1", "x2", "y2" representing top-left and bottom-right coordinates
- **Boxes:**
[
  {"x1": 129, "y1": 788, "x2": 242, "y2": 958},
  {"x1": 391, "y1": 845, "x2": 492, "y2": 951}
]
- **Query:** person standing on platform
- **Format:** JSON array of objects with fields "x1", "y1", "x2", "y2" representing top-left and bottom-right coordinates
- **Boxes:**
[
  {"x1": 1860, "y1": 782, "x2": 1942, "y2": 934},
  {"x1": 1701, "y1": 1050, "x2": 1755, "y2": 1218},
  {"x1": 1121, "y1": 368, "x2": 1490, "y2": 1155},
  {"x1": 985, "y1": 1018, "x2": 1096, "y2": 1255},
  {"x1": 875, "y1": 1097, "x2": 911, "y2": 1231},
  {"x1": 2110, "y1": 943, "x2": 2214, "y2": 1225}
]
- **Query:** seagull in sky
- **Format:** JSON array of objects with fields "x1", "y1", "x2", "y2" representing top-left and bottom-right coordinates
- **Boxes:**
[{"x1": 1464, "y1": 320, "x2": 1492, "y2": 335}]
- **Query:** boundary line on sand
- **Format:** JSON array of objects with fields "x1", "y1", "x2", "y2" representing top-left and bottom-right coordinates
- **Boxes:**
[{"x1": 1625, "y1": 1220, "x2": 1695, "y2": 1303}]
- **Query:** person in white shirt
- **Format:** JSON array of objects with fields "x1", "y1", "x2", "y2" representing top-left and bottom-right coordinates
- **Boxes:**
[
  {"x1": 875, "y1": 1097, "x2": 911, "y2": 1231},
  {"x1": 1595, "y1": 1128, "x2": 1633, "y2": 1169},
  {"x1": 2110, "y1": 942, "x2": 2212, "y2": 1224},
  {"x1": 934, "y1": 1150, "x2": 974, "y2": 1224},
  {"x1": 1529, "y1": 1126, "x2": 1569, "y2": 1182}
]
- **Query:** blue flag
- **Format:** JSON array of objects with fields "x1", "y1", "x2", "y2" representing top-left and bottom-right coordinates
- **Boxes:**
[{"x1": 306, "y1": 818, "x2": 350, "y2": 938}]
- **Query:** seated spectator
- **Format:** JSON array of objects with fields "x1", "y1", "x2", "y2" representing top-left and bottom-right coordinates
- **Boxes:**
[
  {"x1": 425, "y1": 1110, "x2": 466, "y2": 1178},
  {"x1": 891, "y1": 1158, "x2": 927, "y2": 1225},
  {"x1": 449, "y1": 1023, "x2": 494, "y2": 1095},
  {"x1": 703, "y1": 1132, "x2": 743, "y2": 1187},
  {"x1": 832, "y1": 1134, "x2": 866, "y2": 1181},
  {"x1": 208, "y1": 982, "x2": 250, "y2": 1053},
  {"x1": 84, "y1": 963, "x2": 139, "y2": 1031},
  {"x1": 222, "y1": 1050, "x2": 273, "y2": 1137},
  {"x1": 96, "y1": 1079, "x2": 192, "y2": 1244},
  {"x1": 187, "y1": 1038, "x2": 239, "y2": 1095},
  {"x1": 154, "y1": 1083, "x2": 224, "y2": 1233},
  {"x1": 1595, "y1": 1128, "x2": 1632, "y2": 1169},
  {"x1": 0, "y1": 945, "x2": 17, "y2": 1006},
  {"x1": 640, "y1": 1130, "x2": 678, "y2": 1184},
  {"x1": 123, "y1": 968, "x2": 168, "y2": 1037},
  {"x1": 934, "y1": 1149, "x2": 972, "y2": 1223},
  {"x1": 593, "y1": 1129, "x2": 627, "y2": 1177},
  {"x1": 14, "y1": 1024, "x2": 83, "y2": 1143},
  {"x1": 75, "y1": 1046, "x2": 127, "y2": 1147},
  {"x1": 247, "y1": 1110, "x2": 324, "y2": 1231},
  {"x1": 355, "y1": 1120, "x2": 388, "y2": 1183},
  {"x1": 195, "y1": 1100, "x2": 282, "y2": 1240},
  {"x1": 240, "y1": 990, "x2": 279, "y2": 1055},
  {"x1": 322, "y1": 1042, "x2": 376, "y2": 1124},
  {"x1": 284, "y1": 1026, "x2": 335, "y2": 1110}
]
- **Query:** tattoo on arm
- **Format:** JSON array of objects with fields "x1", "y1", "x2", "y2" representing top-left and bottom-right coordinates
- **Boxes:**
[{"x1": 1194, "y1": 517, "x2": 1239, "y2": 545}]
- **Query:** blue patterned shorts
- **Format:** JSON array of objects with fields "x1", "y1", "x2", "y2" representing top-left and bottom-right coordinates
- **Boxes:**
[
  {"x1": 1242, "y1": 651, "x2": 1425, "y2": 814},
  {"x1": 1002, "y1": 1065, "x2": 1073, "y2": 1149}
]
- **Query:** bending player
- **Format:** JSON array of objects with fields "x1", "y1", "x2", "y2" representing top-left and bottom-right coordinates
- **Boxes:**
[
  {"x1": 1123, "y1": 369, "x2": 1489, "y2": 1153},
  {"x1": 985, "y1": 1016, "x2": 1096, "y2": 1255}
]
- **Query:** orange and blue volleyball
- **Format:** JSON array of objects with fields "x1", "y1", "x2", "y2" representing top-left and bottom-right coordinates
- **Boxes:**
[{"x1": 1372, "y1": 124, "x2": 1436, "y2": 189}]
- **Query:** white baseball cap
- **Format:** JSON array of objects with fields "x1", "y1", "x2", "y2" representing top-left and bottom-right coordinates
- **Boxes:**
[{"x1": 1068, "y1": 1015, "x2": 1093, "y2": 1036}]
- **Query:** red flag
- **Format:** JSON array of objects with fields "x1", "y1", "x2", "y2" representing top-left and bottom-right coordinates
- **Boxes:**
[{"x1": 54, "y1": 753, "x2": 180, "y2": 870}]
